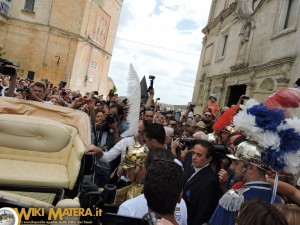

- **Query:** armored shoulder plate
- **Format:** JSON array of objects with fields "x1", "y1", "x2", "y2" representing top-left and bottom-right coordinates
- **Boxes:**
[
  {"x1": 112, "y1": 185, "x2": 132, "y2": 206},
  {"x1": 219, "y1": 187, "x2": 250, "y2": 212},
  {"x1": 106, "y1": 183, "x2": 144, "y2": 206}
]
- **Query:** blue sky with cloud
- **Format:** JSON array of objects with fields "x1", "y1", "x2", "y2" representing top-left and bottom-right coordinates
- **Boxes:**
[{"x1": 108, "y1": 0, "x2": 212, "y2": 105}]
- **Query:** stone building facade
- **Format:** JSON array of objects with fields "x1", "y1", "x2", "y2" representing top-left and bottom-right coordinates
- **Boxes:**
[
  {"x1": 192, "y1": 0, "x2": 300, "y2": 113},
  {"x1": 0, "y1": 0, "x2": 122, "y2": 95}
]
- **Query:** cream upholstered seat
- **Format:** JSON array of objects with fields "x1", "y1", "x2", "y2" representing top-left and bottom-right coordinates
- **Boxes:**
[
  {"x1": 0, "y1": 114, "x2": 84, "y2": 189},
  {"x1": 0, "y1": 97, "x2": 90, "y2": 197},
  {"x1": 0, "y1": 97, "x2": 91, "y2": 215}
]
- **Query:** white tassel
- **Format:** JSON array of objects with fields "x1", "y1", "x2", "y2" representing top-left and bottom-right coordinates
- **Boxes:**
[
  {"x1": 121, "y1": 64, "x2": 141, "y2": 137},
  {"x1": 219, "y1": 188, "x2": 249, "y2": 212}
]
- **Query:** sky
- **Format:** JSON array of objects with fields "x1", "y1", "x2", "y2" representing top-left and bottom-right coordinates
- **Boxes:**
[{"x1": 108, "y1": 0, "x2": 212, "y2": 105}]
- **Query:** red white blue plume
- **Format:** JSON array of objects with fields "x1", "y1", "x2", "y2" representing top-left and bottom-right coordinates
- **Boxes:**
[{"x1": 233, "y1": 98, "x2": 300, "y2": 174}]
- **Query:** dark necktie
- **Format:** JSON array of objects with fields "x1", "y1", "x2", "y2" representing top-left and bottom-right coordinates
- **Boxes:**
[
  {"x1": 191, "y1": 167, "x2": 196, "y2": 176},
  {"x1": 187, "y1": 168, "x2": 196, "y2": 182}
]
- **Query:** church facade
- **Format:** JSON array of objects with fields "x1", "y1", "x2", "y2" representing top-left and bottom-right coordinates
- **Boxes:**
[{"x1": 192, "y1": 0, "x2": 300, "y2": 113}]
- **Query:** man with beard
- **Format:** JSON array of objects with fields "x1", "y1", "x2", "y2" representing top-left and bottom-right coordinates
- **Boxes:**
[
  {"x1": 209, "y1": 141, "x2": 283, "y2": 225},
  {"x1": 218, "y1": 135, "x2": 247, "y2": 193},
  {"x1": 143, "y1": 107, "x2": 154, "y2": 123},
  {"x1": 201, "y1": 111, "x2": 214, "y2": 133}
]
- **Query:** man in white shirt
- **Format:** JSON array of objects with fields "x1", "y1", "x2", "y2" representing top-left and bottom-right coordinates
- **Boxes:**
[
  {"x1": 86, "y1": 120, "x2": 146, "y2": 163},
  {"x1": 118, "y1": 148, "x2": 188, "y2": 225},
  {"x1": 144, "y1": 160, "x2": 185, "y2": 225},
  {"x1": 118, "y1": 194, "x2": 187, "y2": 225},
  {"x1": 86, "y1": 120, "x2": 167, "y2": 163}
]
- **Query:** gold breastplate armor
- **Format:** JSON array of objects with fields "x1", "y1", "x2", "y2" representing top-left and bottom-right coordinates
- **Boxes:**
[{"x1": 108, "y1": 183, "x2": 144, "y2": 206}]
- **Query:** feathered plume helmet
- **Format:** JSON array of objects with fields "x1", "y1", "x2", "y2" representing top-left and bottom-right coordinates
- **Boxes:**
[
  {"x1": 233, "y1": 88, "x2": 300, "y2": 174},
  {"x1": 120, "y1": 64, "x2": 148, "y2": 172}
]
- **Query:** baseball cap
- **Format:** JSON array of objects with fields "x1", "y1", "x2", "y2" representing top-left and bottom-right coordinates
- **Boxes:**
[
  {"x1": 196, "y1": 121, "x2": 206, "y2": 129},
  {"x1": 209, "y1": 93, "x2": 217, "y2": 100},
  {"x1": 186, "y1": 119, "x2": 197, "y2": 127}
]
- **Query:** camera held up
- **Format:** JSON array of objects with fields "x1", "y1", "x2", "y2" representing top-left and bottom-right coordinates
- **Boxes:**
[
  {"x1": 106, "y1": 113, "x2": 117, "y2": 125},
  {"x1": 213, "y1": 144, "x2": 229, "y2": 161},
  {"x1": 148, "y1": 75, "x2": 155, "y2": 92},
  {"x1": 16, "y1": 87, "x2": 31, "y2": 94},
  {"x1": 179, "y1": 137, "x2": 193, "y2": 145},
  {"x1": 0, "y1": 58, "x2": 19, "y2": 76}
]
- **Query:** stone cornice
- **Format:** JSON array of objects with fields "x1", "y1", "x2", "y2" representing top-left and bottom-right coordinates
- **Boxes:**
[
  {"x1": 202, "y1": 2, "x2": 237, "y2": 35},
  {"x1": 238, "y1": 57, "x2": 294, "y2": 74},
  {"x1": 209, "y1": 57, "x2": 295, "y2": 79}
]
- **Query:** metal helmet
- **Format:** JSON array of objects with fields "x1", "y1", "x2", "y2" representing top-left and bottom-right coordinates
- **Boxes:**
[
  {"x1": 122, "y1": 140, "x2": 148, "y2": 169},
  {"x1": 233, "y1": 141, "x2": 268, "y2": 170},
  {"x1": 222, "y1": 125, "x2": 236, "y2": 136}
]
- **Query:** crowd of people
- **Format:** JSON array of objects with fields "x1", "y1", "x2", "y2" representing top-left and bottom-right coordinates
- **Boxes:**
[{"x1": 1, "y1": 69, "x2": 300, "y2": 225}]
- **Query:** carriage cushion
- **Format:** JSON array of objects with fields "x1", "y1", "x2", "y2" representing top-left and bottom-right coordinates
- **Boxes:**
[{"x1": 0, "y1": 114, "x2": 85, "y2": 189}]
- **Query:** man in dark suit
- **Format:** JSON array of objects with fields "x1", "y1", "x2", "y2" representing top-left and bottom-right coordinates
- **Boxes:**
[{"x1": 183, "y1": 140, "x2": 220, "y2": 225}]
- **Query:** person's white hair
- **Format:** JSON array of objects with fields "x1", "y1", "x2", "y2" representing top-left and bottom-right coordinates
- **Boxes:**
[
  {"x1": 193, "y1": 131, "x2": 208, "y2": 141},
  {"x1": 164, "y1": 126, "x2": 174, "y2": 137}
]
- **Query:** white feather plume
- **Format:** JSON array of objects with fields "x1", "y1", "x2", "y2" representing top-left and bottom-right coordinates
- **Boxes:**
[
  {"x1": 232, "y1": 92, "x2": 300, "y2": 175},
  {"x1": 233, "y1": 105, "x2": 280, "y2": 149},
  {"x1": 244, "y1": 98, "x2": 260, "y2": 108},
  {"x1": 279, "y1": 117, "x2": 300, "y2": 174},
  {"x1": 284, "y1": 151, "x2": 300, "y2": 174},
  {"x1": 121, "y1": 64, "x2": 141, "y2": 137},
  {"x1": 285, "y1": 117, "x2": 300, "y2": 133},
  {"x1": 253, "y1": 130, "x2": 280, "y2": 150}
]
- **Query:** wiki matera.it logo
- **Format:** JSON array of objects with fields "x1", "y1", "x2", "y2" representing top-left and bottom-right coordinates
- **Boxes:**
[{"x1": 0, "y1": 208, "x2": 18, "y2": 225}]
